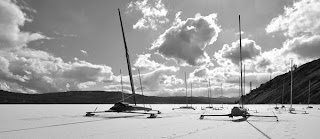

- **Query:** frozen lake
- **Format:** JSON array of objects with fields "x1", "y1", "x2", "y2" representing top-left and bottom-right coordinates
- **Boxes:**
[{"x1": 0, "y1": 104, "x2": 319, "y2": 139}]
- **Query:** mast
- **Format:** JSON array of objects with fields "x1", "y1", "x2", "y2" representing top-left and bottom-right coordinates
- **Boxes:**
[
  {"x1": 207, "y1": 84, "x2": 211, "y2": 107},
  {"x1": 118, "y1": 9, "x2": 136, "y2": 105},
  {"x1": 221, "y1": 83, "x2": 223, "y2": 107},
  {"x1": 185, "y1": 72, "x2": 188, "y2": 106},
  {"x1": 308, "y1": 79, "x2": 310, "y2": 106},
  {"x1": 239, "y1": 77, "x2": 241, "y2": 102},
  {"x1": 250, "y1": 82, "x2": 252, "y2": 93},
  {"x1": 282, "y1": 80, "x2": 284, "y2": 106},
  {"x1": 138, "y1": 69, "x2": 145, "y2": 107},
  {"x1": 244, "y1": 64, "x2": 245, "y2": 96},
  {"x1": 190, "y1": 83, "x2": 193, "y2": 107},
  {"x1": 239, "y1": 15, "x2": 243, "y2": 108},
  {"x1": 290, "y1": 59, "x2": 293, "y2": 109},
  {"x1": 120, "y1": 69, "x2": 124, "y2": 102},
  {"x1": 209, "y1": 79, "x2": 212, "y2": 107}
]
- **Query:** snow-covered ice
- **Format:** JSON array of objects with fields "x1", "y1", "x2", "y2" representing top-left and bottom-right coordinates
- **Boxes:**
[{"x1": 0, "y1": 104, "x2": 319, "y2": 139}]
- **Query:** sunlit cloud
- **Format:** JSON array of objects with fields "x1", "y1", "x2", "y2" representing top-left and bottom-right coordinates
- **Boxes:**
[
  {"x1": 133, "y1": 53, "x2": 161, "y2": 71},
  {"x1": 266, "y1": 0, "x2": 320, "y2": 62},
  {"x1": 0, "y1": 0, "x2": 49, "y2": 49},
  {"x1": 214, "y1": 38, "x2": 262, "y2": 66},
  {"x1": 266, "y1": 0, "x2": 320, "y2": 38},
  {"x1": 128, "y1": 0, "x2": 168, "y2": 30},
  {"x1": 151, "y1": 13, "x2": 221, "y2": 66},
  {"x1": 0, "y1": 0, "x2": 115, "y2": 93}
]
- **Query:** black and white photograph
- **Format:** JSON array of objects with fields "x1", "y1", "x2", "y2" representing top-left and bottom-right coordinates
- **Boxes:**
[{"x1": 0, "y1": 0, "x2": 319, "y2": 138}]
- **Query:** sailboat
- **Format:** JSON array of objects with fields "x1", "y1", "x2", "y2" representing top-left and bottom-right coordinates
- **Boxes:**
[
  {"x1": 220, "y1": 83, "x2": 225, "y2": 109},
  {"x1": 274, "y1": 80, "x2": 280, "y2": 109},
  {"x1": 288, "y1": 60, "x2": 307, "y2": 114},
  {"x1": 281, "y1": 80, "x2": 285, "y2": 108},
  {"x1": 307, "y1": 79, "x2": 313, "y2": 108},
  {"x1": 289, "y1": 59, "x2": 308, "y2": 114},
  {"x1": 212, "y1": 83, "x2": 223, "y2": 110},
  {"x1": 138, "y1": 69, "x2": 146, "y2": 108},
  {"x1": 289, "y1": 59, "x2": 295, "y2": 113},
  {"x1": 200, "y1": 15, "x2": 277, "y2": 121},
  {"x1": 85, "y1": 9, "x2": 160, "y2": 118},
  {"x1": 173, "y1": 72, "x2": 196, "y2": 110},
  {"x1": 202, "y1": 79, "x2": 213, "y2": 109}
]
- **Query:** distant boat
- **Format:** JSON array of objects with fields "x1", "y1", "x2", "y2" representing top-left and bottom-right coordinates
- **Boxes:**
[
  {"x1": 212, "y1": 83, "x2": 224, "y2": 110},
  {"x1": 307, "y1": 79, "x2": 313, "y2": 108},
  {"x1": 289, "y1": 59, "x2": 295, "y2": 112},
  {"x1": 173, "y1": 72, "x2": 196, "y2": 110},
  {"x1": 281, "y1": 80, "x2": 285, "y2": 108},
  {"x1": 220, "y1": 83, "x2": 224, "y2": 109},
  {"x1": 204, "y1": 79, "x2": 213, "y2": 109}
]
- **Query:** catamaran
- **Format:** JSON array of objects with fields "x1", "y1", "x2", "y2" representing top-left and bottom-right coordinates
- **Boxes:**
[{"x1": 85, "y1": 9, "x2": 160, "y2": 118}]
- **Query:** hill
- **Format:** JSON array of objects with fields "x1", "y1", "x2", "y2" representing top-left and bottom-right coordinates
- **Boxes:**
[
  {"x1": 0, "y1": 90, "x2": 237, "y2": 104},
  {"x1": 243, "y1": 58, "x2": 320, "y2": 104}
]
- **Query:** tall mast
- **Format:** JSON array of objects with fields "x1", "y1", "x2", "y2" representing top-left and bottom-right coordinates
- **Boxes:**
[
  {"x1": 239, "y1": 15, "x2": 243, "y2": 108},
  {"x1": 138, "y1": 69, "x2": 145, "y2": 107},
  {"x1": 290, "y1": 59, "x2": 293, "y2": 109},
  {"x1": 244, "y1": 64, "x2": 245, "y2": 96},
  {"x1": 190, "y1": 83, "x2": 193, "y2": 107},
  {"x1": 282, "y1": 80, "x2": 284, "y2": 105},
  {"x1": 221, "y1": 83, "x2": 223, "y2": 107},
  {"x1": 239, "y1": 77, "x2": 241, "y2": 102},
  {"x1": 185, "y1": 72, "x2": 188, "y2": 106},
  {"x1": 118, "y1": 9, "x2": 136, "y2": 105},
  {"x1": 308, "y1": 79, "x2": 310, "y2": 106},
  {"x1": 250, "y1": 82, "x2": 252, "y2": 93},
  {"x1": 209, "y1": 79, "x2": 212, "y2": 107},
  {"x1": 207, "y1": 84, "x2": 210, "y2": 107},
  {"x1": 120, "y1": 69, "x2": 124, "y2": 102}
]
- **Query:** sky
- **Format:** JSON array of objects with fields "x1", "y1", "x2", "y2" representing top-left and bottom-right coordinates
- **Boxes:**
[{"x1": 0, "y1": 0, "x2": 320, "y2": 98}]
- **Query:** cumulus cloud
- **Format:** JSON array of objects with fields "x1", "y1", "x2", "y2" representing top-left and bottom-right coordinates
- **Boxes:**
[
  {"x1": 215, "y1": 39, "x2": 262, "y2": 66},
  {"x1": 0, "y1": 48, "x2": 115, "y2": 93},
  {"x1": 266, "y1": 0, "x2": 320, "y2": 60},
  {"x1": 161, "y1": 74, "x2": 184, "y2": 87},
  {"x1": 104, "y1": 53, "x2": 181, "y2": 96},
  {"x1": 128, "y1": 0, "x2": 168, "y2": 30},
  {"x1": 0, "y1": 0, "x2": 48, "y2": 49},
  {"x1": 255, "y1": 57, "x2": 271, "y2": 71},
  {"x1": 0, "y1": 0, "x2": 115, "y2": 93},
  {"x1": 192, "y1": 68, "x2": 209, "y2": 78},
  {"x1": 151, "y1": 13, "x2": 221, "y2": 66},
  {"x1": 133, "y1": 54, "x2": 161, "y2": 71},
  {"x1": 78, "y1": 81, "x2": 96, "y2": 89},
  {"x1": 111, "y1": 65, "x2": 181, "y2": 96},
  {"x1": 134, "y1": 64, "x2": 180, "y2": 94},
  {"x1": 266, "y1": 0, "x2": 320, "y2": 38},
  {"x1": 282, "y1": 35, "x2": 320, "y2": 59},
  {"x1": 141, "y1": 66, "x2": 178, "y2": 89}
]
